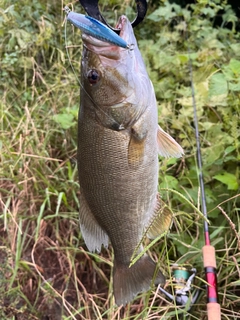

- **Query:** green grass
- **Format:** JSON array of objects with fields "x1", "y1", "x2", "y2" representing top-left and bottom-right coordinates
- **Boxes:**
[{"x1": 1, "y1": 0, "x2": 240, "y2": 319}]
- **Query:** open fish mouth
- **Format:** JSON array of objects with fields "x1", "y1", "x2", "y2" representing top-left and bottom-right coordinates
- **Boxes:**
[
  {"x1": 81, "y1": 15, "x2": 131, "y2": 45},
  {"x1": 82, "y1": 16, "x2": 136, "y2": 60}
]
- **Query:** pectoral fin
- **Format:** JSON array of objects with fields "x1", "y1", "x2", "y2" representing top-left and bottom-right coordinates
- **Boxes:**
[
  {"x1": 128, "y1": 134, "x2": 146, "y2": 166},
  {"x1": 79, "y1": 191, "x2": 108, "y2": 252},
  {"x1": 157, "y1": 126, "x2": 184, "y2": 158},
  {"x1": 147, "y1": 194, "x2": 173, "y2": 239},
  {"x1": 128, "y1": 122, "x2": 148, "y2": 166}
]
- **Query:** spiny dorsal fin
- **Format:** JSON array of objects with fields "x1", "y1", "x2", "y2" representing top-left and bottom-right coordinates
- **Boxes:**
[{"x1": 157, "y1": 125, "x2": 184, "y2": 158}]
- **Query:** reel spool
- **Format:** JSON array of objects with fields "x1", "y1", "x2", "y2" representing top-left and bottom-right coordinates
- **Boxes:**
[{"x1": 159, "y1": 264, "x2": 201, "y2": 310}]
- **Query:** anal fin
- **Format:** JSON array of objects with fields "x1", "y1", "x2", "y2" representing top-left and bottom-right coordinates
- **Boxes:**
[
  {"x1": 79, "y1": 191, "x2": 108, "y2": 252},
  {"x1": 157, "y1": 125, "x2": 184, "y2": 158}
]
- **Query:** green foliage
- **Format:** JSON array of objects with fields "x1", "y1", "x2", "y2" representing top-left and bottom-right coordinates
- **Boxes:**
[
  {"x1": 1, "y1": 0, "x2": 240, "y2": 319},
  {"x1": 214, "y1": 172, "x2": 238, "y2": 190},
  {"x1": 52, "y1": 105, "x2": 78, "y2": 129},
  {"x1": 139, "y1": 0, "x2": 240, "y2": 216}
]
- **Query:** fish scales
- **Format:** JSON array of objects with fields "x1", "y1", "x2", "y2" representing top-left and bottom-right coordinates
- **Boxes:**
[
  {"x1": 77, "y1": 15, "x2": 184, "y2": 305},
  {"x1": 78, "y1": 106, "x2": 157, "y2": 259}
]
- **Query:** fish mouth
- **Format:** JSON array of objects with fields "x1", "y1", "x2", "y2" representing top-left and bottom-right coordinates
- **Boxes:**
[{"x1": 82, "y1": 16, "x2": 134, "y2": 59}]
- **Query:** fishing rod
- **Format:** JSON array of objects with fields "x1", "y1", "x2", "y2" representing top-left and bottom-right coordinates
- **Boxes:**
[
  {"x1": 159, "y1": 27, "x2": 221, "y2": 320},
  {"x1": 161, "y1": 38, "x2": 222, "y2": 320},
  {"x1": 189, "y1": 54, "x2": 221, "y2": 319}
]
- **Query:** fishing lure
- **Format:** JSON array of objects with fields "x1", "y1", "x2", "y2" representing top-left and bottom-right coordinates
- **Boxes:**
[{"x1": 64, "y1": 6, "x2": 129, "y2": 49}]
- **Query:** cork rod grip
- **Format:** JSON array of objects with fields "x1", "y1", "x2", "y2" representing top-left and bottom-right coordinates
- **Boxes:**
[
  {"x1": 207, "y1": 302, "x2": 221, "y2": 320},
  {"x1": 202, "y1": 245, "x2": 221, "y2": 320},
  {"x1": 202, "y1": 245, "x2": 216, "y2": 268}
]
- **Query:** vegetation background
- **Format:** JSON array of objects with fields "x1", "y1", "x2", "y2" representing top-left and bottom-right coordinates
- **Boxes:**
[{"x1": 0, "y1": 0, "x2": 239, "y2": 319}]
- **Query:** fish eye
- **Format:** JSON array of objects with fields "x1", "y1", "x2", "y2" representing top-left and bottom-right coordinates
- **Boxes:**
[{"x1": 87, "y1": 69, "x2": 100, "y2": 85}]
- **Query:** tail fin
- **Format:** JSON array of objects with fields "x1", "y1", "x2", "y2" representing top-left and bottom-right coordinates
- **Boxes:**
[{"x1": 113, "y1": 255, "x2": 165, "y2": 306}]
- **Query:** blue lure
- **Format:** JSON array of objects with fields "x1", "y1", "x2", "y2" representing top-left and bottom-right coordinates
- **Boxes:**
[{"x1": 64, "y1": 6, "x2": 129, "y2": 49}]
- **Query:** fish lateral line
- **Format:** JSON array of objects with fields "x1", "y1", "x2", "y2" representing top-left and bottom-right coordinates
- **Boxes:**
[{"x1": 64, "y1": 6, "x2": 133, "y2": 50}]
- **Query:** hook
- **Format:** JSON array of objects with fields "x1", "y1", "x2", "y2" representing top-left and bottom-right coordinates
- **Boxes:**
[{"x1": 78, "y1": 0, "x2": 148, "y2": 34}]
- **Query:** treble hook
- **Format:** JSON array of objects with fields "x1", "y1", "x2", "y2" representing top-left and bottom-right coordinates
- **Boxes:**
[{"x1": 78, "y1": 0, "x2": 148, "y2": 34}]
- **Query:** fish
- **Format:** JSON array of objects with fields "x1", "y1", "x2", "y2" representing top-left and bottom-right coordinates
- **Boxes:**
[{"x1": 77, "y1": 15, "x2": 184, "y2": 306}]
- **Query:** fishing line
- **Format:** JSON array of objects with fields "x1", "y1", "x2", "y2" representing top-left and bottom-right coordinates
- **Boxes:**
[{"x1": 64, "y1": 17, "x2": 82, "y2": 87}]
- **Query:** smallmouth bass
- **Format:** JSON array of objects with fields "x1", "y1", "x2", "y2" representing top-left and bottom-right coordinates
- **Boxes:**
[{"x1": 77, "y1": 15, "x2": 184, "y2": 305}]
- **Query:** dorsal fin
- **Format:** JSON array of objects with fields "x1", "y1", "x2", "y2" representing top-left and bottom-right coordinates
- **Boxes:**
[{"x1": 147, "y1": 194, "x2": 173, "y2": 239}]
